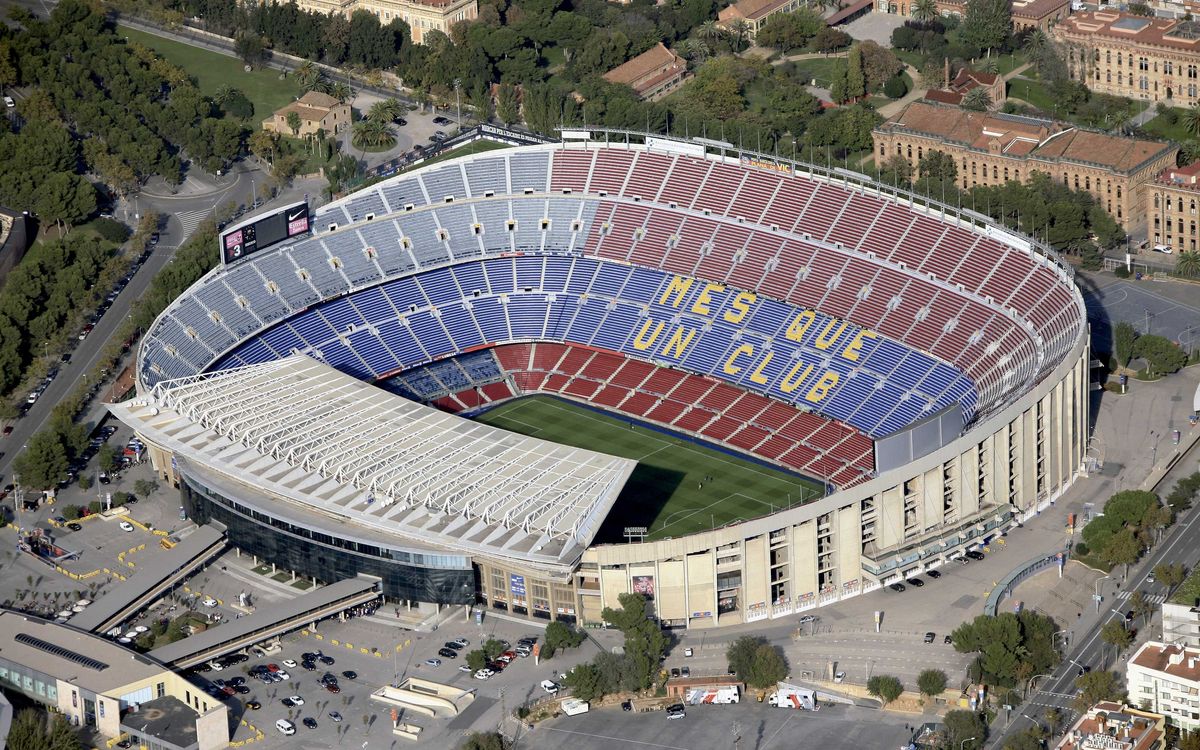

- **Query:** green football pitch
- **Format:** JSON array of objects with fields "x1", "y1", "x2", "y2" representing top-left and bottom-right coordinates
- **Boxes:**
[{"x1": 473, "y1": 395, "x2": 826, "y2": 542}]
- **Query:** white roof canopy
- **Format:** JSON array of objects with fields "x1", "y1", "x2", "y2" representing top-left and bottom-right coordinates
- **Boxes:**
[{"x1": 109, "y1": 355, "x2": 635, "y2": 570}]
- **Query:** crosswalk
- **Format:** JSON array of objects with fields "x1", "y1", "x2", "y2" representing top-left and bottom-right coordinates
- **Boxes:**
[
  {"x1": 175, "y1": 209, "x2": 212, "y2": 242},
  {"x1": 1113, "y1": 591, "x2": 1166, "y2": 605}
]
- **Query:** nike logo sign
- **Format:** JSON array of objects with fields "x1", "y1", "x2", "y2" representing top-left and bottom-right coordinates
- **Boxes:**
[{"x1": 288, "y1": 209, "x2": 305, "y2": 221}]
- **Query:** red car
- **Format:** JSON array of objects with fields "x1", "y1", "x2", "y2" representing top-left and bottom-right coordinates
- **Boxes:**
[
  {"x1": 2, "y1": 426, "x2": 12, "y2": 436},
  {"x1": 266, "y1": 663, "x2": 280, "y2": 673}
]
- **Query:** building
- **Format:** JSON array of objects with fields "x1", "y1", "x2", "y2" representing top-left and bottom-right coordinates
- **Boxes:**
[
  {"x1": 873, "y1": 100, "x2": 1178, "y2": 229},
  {"x1": 0, "y1": 610, "x2": 229, "y2": 750},
  {"x1": 602, "y1": 43, "x2": 691, "y2": 102},
  {"x1": 1053, "y1": 702, "x2": 1165, "y2": 750},
  {"x1": 925, "y1": 63, "x2": 1005, "y2": 109},
  {"x1": 1055, "y1": 11, "x2": 1200, "y2": 107},
  {"x1": 262, "y1": 91, "x2": 350, "y2": 137},
  {"x1": 0, "y1": 206, "x2": 30, "y2": 284},
  {"x1": 1162, "y1": 565, "x2": 1200, "y2": 647},
  {"x1": 262, "y1": 0, "x2": 477, "y2": 44},
  {"x1": 717, "y1": 0, "x2": 802, "y2": 40},
  {"x1": 877, "y1": 0, "x2": 1069, "y2": 29},
  {"x1": 1146, "y1": 161, "x2": 1200, "y2": 253},
  {"x1": 1128, "y1": 642, "x2": 1200, "y2": 734}
]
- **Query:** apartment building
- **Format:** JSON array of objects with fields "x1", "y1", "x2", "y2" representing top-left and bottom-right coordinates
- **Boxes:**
[
  {"x1": 1128, "y1": 641, "x2": 1200, "y2": 734},
  {"x1": 1052, "y1": 702, "x2": 1165, "y2": 750}
]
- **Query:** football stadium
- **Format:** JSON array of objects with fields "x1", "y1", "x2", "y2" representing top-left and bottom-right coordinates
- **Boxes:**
[{"x1": 110, "y1": 129, "x2": 1090, "y2": 629}]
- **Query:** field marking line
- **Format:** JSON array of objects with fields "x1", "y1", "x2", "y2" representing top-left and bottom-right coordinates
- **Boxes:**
[
  {"x1": 483, "y1": 413, "x2": 545, "y2": 435},
  {"x1": 528, "y1": 397, "x2": 820, "y2": 490},
  {"x1": 656, "y1": 492, "x2": 771, "y2": 535}
]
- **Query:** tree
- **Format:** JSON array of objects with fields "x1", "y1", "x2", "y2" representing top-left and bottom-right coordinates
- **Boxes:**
[
  {"x1": 1180, "y1": 731, "x2": 1200, "y2": 750},
  {"x1": 880, "y1": 154, "x2": 913, "y2": 186},
  {"x1": 1100, "y1": 620, "x2": 1133, "y2": 664},
  {"x1": 1073, "y1": 670, "x2": 1125, "y2": 711},
  {"x1": 134, "y1": 479, "x2": 158, "y2": 498},
  {"x1": 235, "y1": 32, "x2": 267, "y2": 68},
  {"x1": 911, "y1": 0, "x2": 938, "y2": 21},
  {"x1": 481, "y1": 639, "x2": 506, "y2": 659},
  {"x1": 465, "y1": 649, "x2": 488, "y2": 671},
  {"x1": 286, "y1": 111, "x2": 303, "y2": 137},
  {"x1": 812, "y1": 27, "x2": 852, "y2": 53},
  {"x1": 1100, "y1": 528, "x2": 1141, "y2": 576},
  {"x1": 561, "y1": 662, "x2": 604, "y2": 701},
  {"x1": 1134, "y1": 334, "x2": 1188, "y2": 375},
  {"x1": 1004, "y1": 726, "x2": 1045, "y2": 750},
  {"x1": 962, "y1": 86, "x2": 993, "y2": 111},
  {"x1": 457, "y1": 732, "x2": 507, "y2": 750},
  {"x1": 1128, "y1": 590, "x2": 1153, "y2": 626},
  {"x1": 845, "y1": 44, "x2": 867, "y2": 101},
  {"x1": 1153, "y1": 562, "x2": 1187, "y2": 590},
  {"x1": 749, "y1": 643, "x2": 789, "y2": 688},
  {"x1": 883, "y1": 75, "x2": 908, "y2": 98},
  {"x1": 351, "y1": 118, "x2": 396, "y2": 150},
  {"x1": 1184, "y1": 104, "x2": 1200, "y2": 137},
  {"x1": 1113, "y1": 321, "x2": 1138, "y2": 369},
  {"x1": 857, "y1": 41, "x2": 903, "y2": 92},
  {"x1": 367, "y1": 98, "x2": 406, "y2": 123},
  {"x1": 727, "y1": 635, "x2": 768, "y2": 683},
  {"x1": 867, "y1": 675, "x2": 904, "y2": 705},
  {"x1": 544, "y1": 620, "x2": 584, "y2": 655},
  {"x1": 961, "y1": 0, "x2": 1012, "y2": 55},
  {"x1": 601, "y1": 593, "x2": 667, "y2": 691},
  {"x1": 7, "y1": 709, "x2": 80, "y2": 750},
  {"x1": 1177, "y1": 251, "x2": 1200, "y2": 278},
  {"x1": 97, "y1": 444, "x2": 116, "y2": 474},
  {"x1": 917, "y1": 669, "x2": 948, "y2": 698},
  {"x1": 951, "y1": 611, "x2": 1061, "y2": 687},
  {"x1": 943, "y1": 709, "x2": 986, "y2": 750},
  {"x1": 493, "y1": 86, "x2": 519, "y2": 127},
  {"x1": 13, "y1": 430, "x2": 69, "y2": 490},
  {"x1": 1043, "y1": 707, "x2": 1063, "y2": 737}
]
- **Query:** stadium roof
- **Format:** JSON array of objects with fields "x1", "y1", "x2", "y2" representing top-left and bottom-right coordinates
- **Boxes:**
[{"x1": 108, "y1": 355, "x2": 636, "y2": 570}]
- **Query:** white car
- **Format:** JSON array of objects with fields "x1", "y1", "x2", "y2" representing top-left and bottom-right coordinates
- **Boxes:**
[
  {"x1": 276, "y1": 670, "x2": 291, "y2": 681},
  {"x1": 282, "y1": 659, "x2": 297, "y2": 668},
  {"x1": 287, "y1": 695, "x2": 304, "y2": 706},
  {"x1": 834, "y1": 671, "x2": 846, "y2": 684},
  {"x1": 201, "y1": 597, "x2": 217, "y2": 607},
  {"x1": 473, "y1": 669, "x2": 494, "y2": 680},
  {"x1": 424, "y1": 658, "x2": 442, "y2": 668},
  {"x1": 119, "y1": 521, "x2": 134, "y2": 532},
  {"x1": 798, "y1": 615, "x2": 817, "y2": 624},
  {"x1": 2, "y1": 96, "x2": 13, "y2": 109},
  {"x1": 540, "y1": 680, "x2": 559, "y2": 694},
  {"x1": 458, "y1": 664, "x2": 472, "y2": 672}
]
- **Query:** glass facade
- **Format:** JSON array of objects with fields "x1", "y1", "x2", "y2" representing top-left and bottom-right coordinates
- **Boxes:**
[
  {"x1": 181, "y1": 475, "x2": 475, "y2": 604},
  {"x1": 0, "y1": 658, "x2": 59, "y2": 706}
]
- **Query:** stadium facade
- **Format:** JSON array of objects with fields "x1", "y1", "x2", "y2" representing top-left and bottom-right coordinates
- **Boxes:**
[{"x1": 113, "y1": 130, "x2": 1090, "y2": 629}]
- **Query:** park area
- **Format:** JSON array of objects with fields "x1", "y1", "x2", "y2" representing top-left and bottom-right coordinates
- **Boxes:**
[
  {"x1": 118, "y1": 25, "x2": 301, "y2": 119},
  {"x1": 473, "y1": 395, "x2": 825, "y2": 541}
]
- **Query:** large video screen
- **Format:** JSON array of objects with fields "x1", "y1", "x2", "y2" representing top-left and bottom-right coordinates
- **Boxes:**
[{"x1": 220, "y1": 202, "x2": 310, "y2": 265}]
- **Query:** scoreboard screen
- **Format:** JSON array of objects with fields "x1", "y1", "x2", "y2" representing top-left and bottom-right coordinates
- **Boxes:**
[{"x1": 220, "y1": 202, "x2": 310, "y2": 265}]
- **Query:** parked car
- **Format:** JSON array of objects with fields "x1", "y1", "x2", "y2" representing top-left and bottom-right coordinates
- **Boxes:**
[
  {"x1": 889, "y1": 582, "x2": 907, "y2": 592},
  {"x1": 119, "y1": 521, "x2": 134, "y2": 532},
  {"x1": 424, "y1": 658, "x2": 442, "y2": 668},
  {"x1": 341, "y1": 670, "x2": 357, "y2": 680},
  {"x1": 432, "y1": 116, "x2": 451, "y2": 125},
  {"x1": 540, "y1": 680, "x2": 559, "y2": 694},
  {"x1": 328, "y1": 711, "x2": 343, "y2": 723},
  {"x1": 798, "y1": 615, "x2": 817, "y2": 624},
  {"x1": 245, "y1": 700, "x2": 261, "y2": 710},
  {"x1": 906, "y1": 578, "x2": 924, "y2": 587},
  {"x1": 965, "y1": 550, "x2": 985, "y2": 561},
  {"x1": 924, "y1": 632, "x2": 936, "y2": 643},
  {"x1": 437, "y1": 648, "x2": 458, "y2": 659},
  {"x1": 666, "y1": 704, "x2": 686, "y2": 720},
  {"x1": 302, "y1": 717, "x2": 318, "y2": 729}
]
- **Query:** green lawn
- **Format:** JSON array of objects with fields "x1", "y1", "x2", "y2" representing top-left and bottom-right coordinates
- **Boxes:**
[
  {"x1": 118, "y1": 25, "x2": 301, "y2": 119},
  {"x1": 1142, "y1": 109, "x2": 1195, "y2": 143},
  {"x1": 1170, "y1": 564, "x2": 1200, "y2": 606},
  {"x1": 474, "y1": 395, "x2": 825, "y2": 542},
  {"x1": 1006, "y1": 78, "x2": 1058, "y2": 113},
  {"x1": 791, "y1": 57, "x2": 845, "y2": 88}
]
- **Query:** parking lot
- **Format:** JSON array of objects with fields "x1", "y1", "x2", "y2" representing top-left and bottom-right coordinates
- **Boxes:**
[{"x1": 523, "y1": 699, "x2": 914, "y2": 750}]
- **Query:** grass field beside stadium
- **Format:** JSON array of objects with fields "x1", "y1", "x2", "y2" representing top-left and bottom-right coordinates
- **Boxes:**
[{"x1": 474, "y1": 395, "x2": 826, "y2": 542}]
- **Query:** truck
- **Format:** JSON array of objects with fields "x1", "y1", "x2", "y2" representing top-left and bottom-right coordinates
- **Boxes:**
[
  {"x1": 684, "y1": 686, "x2": 740, "y2": 705},
  {"x1": 560, "y1": 698, "x2": 589, "y2": 716},
  {"x1": 767, "y1": 685, "x2": 817, "y2": 710}
]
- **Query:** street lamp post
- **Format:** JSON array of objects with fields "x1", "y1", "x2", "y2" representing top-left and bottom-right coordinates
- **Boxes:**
[
  {"x1": 960, "y1": 737, "x2": 976, "y2": 750},
  {"x1": 1094, "y1": 575, "x2": 1111, "y2": 612}
]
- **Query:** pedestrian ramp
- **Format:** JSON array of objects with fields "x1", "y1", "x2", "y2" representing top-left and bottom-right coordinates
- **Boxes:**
[{"x1": 370, "y1": 678, "x2": 475, "y2": 719}]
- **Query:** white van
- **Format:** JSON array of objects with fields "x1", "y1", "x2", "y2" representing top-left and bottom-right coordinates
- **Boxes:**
[
  {"x1": 275, "y1": 719, "x2": 295, "y2": 735},
  {"x1": 1152, "y1": 244, "x2": 1173, "y2": 254}
]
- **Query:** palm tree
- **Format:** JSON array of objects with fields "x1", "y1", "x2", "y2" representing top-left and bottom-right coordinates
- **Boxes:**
[
  {"x1": 682, "y1": 38, "x2": 711, "y2": 62},
  {"x1": 351, "y1": 118, "x2": 396, "y2": 151},
  {"x1": 961, "y1": 87, "x2": 993, "y2": 111},
  {"x1": 330, "y1": 82, "x2": 353, "y2": 104},
  {"x1": 367, "y1": 98, "x2": 405, "y2": 123},
  {"x1": 729, "y1": 19, "x2": 751, "y2": 53},
  {"x1": 1184, "y1": 104, "x2": 1200, "y2": 137},
  {"x1": 1177, "y1": 250, "x2": 1200, "y2": 277},
  {"x1": 911, "y1": 0, "x2": 938, "y2": 21},
  {"x1": 213, "y1": 84, "x2": 236, "y2": 108},
  {"x1": 698, "y1": 20, "x2": 724, "y2": 44},
  {"x1": 295, "y1": 60, "x2": 323, "y2": 92}
]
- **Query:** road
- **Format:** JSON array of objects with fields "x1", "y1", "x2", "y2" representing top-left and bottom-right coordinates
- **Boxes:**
[{"x1": 988, "y1": 447, "x2": 1200, "y2": 748}]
